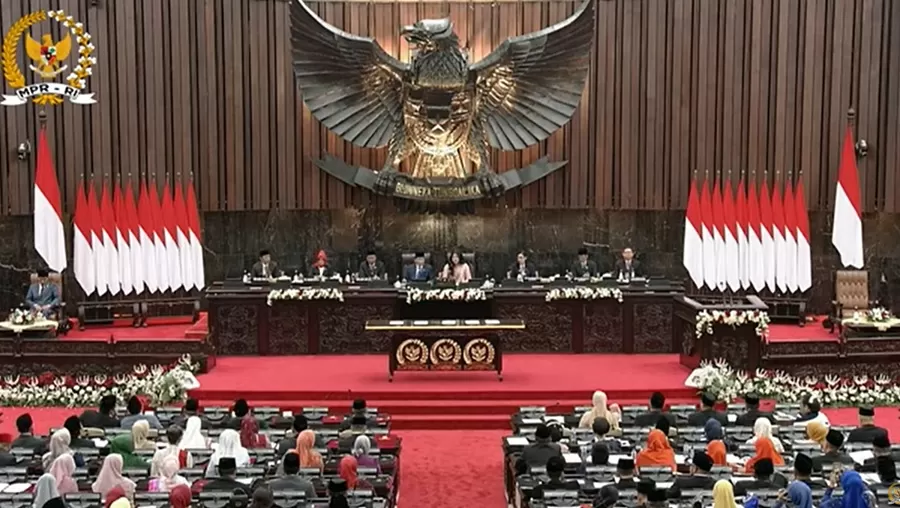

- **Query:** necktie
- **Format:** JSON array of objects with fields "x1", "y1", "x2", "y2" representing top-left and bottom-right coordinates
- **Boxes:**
[
  {"x1": 263, "y1": 264, "x2": 268, "y2": 277},
  {"x1": 416, "y1": 267, "x2": 421, "y2": 279},
  {"x1": 38, "y1": 284, "x2": 42, "y2": 296}
]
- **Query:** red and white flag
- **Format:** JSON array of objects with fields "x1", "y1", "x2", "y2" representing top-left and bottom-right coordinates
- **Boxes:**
[
  {"x1": 174, "y1": 182, "x2": 193, "y2": 291},
  {"x1": 33, "y1": 128, "x2": 67, "y2": 272},
  {"x1": 832, "y1": 125, "x2": 864, "y2": 267},
  {"x1": 186, "y1": 180, "x2": 205, "y2": 290},
  {"x1": 114, "y1": 185, "x2": 133, "y2": 295},
  {"x1": 723, "y1": 180, "x2": 740, "y2": 292},
  {"x1": 700, "y1": 178, "x2": 716, "y2": 290},
  {"x1": 125, "y1": 181, "x2": 144, "y2": 295},
  {"x1": 771, "y1": 180, "x2": 787, "y2": 293},
  {"x1": 682, "y1": 176, "x2": 704, "y2": 288},
  {"x1": 161, "y1": 182, "x2": 183, "y2": 291},
  {"x1": 73, "y1": 180, "x2": 94, "y2": 295},
  {"x1": 100, "y1": 183, "x2": 120, "y2": 295},
  {"x1": 138, "y1": 180, "x2": 158, "y2": 294},
  {"x1": 712, "y1": 179, "x2": 727, "y2": 291},
  {"x1": 795, "y1": 177, "x2": 812, "y2": 292},
  {"x1": 150, "y1": 183, "x2": 169, "y2": 292},
  {"x1": 759, "y1": 180, "x2": 776, "y2": 292},
  {"x1": 736, "y1": 179, "x2": 749, "y2": 290},
  {"x1": 747, "y1": 180, "x2": 765, "y2": 292},
  {"x1": 783, "y1": 178, "x2": 798, "y2": 293},
  {"x1": 88, "y1": 184, "x2": 108, "y2": 296}
]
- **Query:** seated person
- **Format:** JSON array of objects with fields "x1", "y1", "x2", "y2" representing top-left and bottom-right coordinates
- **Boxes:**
[
  {"x1": 64, "y1": 416, "x2": 95, "y2": 448},
  {"x1": 515, "y1": 423, "x2": 563, "y2": 475},
  {"x1": 224, "y1": 399, "x2": 251, "y2": 430},
  {"x1": 646, "y1": 488, "x2": 668, "y2": 508},
  {"x1": 80, "y1": 394, "x2": 120, "y2": 428},
  {"x1": 872, "y1": 455, "x2": 898, "y2": 488},
  {"x1": 812, "y1": 429, "x2": 855, "y2": 472},
  {"x1": 403, "y1": 252, "x2": 433, "y2": 282},
  {"x1": 793, "y1": 393, "x2": 830, "y2": 427},
  {"x1": 590, "y1": 442, "x2": 609, "y2": 466},
  {"x1": 26, "y1": 269, "x2": 60, "y2": 318},
  {"x1": 613, "y1": 247, "x2": 643, "y2": 279},
  {"x1": 792, "y1": 453, "x2": 826, "y2": 489},
  {"x1": 531, "y1": 455, "x2": 579, "y2": 498},
  {"x1": 339, "y1": 399, "x2": 375, "y2": 431},
  {"x1": 202, "y1": 457, "x2": 253, "y2": 495},
  {"x1": 308, "y1": 250, "x2": 332, "y2": 278},
  {"x1": 11, "y1": 414, "x2": 46, "y2": 450},
  {"x1": 874, "y1": 434, "x2": 900, "y2": 461},
  {"x1": 636, "y1": 428, "x2": 676, "y2": 471},
  {"x1": 277, "y1": 415, "x2": 323, "y2": 455},
  {"x1": 847, "y1": 406, "x2": 888, "y2": 443},
  {"x1": 507, "y1": 251, "x2": 537, "y2": 278},
  {"x1": 440, "y1": 251, "x2": 472, "y2": 284},
  {"x1": 735, "y1": 393, "x2": 773, "y2": 426},
  {"x1": 569, "y1": 247, "x2": 598, "y2": 278},
  {"x1": 686, "y1": 392, "x2": 728, "y2": 427},
  {"x1": 338, "y1": 415, "x2": 369, "y2": 450},
  {"x1": 357, "y1": 251, "x2": 386, "y2": 280},
  {"x1": 171, "y1": 398, "x2": 209, "y2": 430},
  {"x1": 615, "y1": 458, "x2": 638, "y2": 489},
  {"x1": 634, "y1": 392, "x2": 677, "y2": 428},
  {"x1": 327, "y1": 479, "x2": 351, "y2": 508},
  {"x1": 339, "y1": 456, "x2": 373, "y2": 491},
  {"x1": 593, "y1": 485, "x2": 619, "y2": 508},
  {"x1": 266, "y1": 452, "x2": 316, "y2": 499},
  {"x1": 251, "y1": 250, "x2": 281, "y2": 279},
  {"x1": 120, "y1": 395, "x2": 163, "y2": 430},
  {"x1": 666, "y1": 452, "x2": 716, "y2": 498},
  {"x1": 733, "y1": 458, "x2": 786, "y2": 496},
  {"x1": 590, "y1": 418, "x2": 622, "y2": 453},
  {"x1": 636, "y1": 478, "x2": 656, "y2": 506}
]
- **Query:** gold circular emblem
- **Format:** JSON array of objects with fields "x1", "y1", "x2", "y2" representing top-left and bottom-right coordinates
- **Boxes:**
[
  {"x1": 395, "y1": 339, "x2": 427, "y2": 365},
  {"x1": 430, "y1": 338, "x2": 462, "y2": 364},
  {"x1": 463, "y1": 338, "x2": 495, "y2": 364},
  {"x1": 888, "y1": 483, "x2": 900, "y2": 505}
]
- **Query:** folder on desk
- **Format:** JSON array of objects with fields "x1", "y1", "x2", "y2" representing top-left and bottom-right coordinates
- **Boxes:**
[
  {"x1": 521, "y1": 418, "x2": 543, "y2": 425},
  {"x1": 389, "y1": 320, "x2": 404, "y2": 325},
  {"x1": 563, "y1": 453, "x2": 582, "y2": 464},
  {"x1": 413, "y1": 320, "x2": 428, "y2": 325},
  {"x1": 506, "y1": 437, "x2": 529, "y2": 446},
  {"x1": 464, "y1": 319, "x2": 480, "y2": 325}
]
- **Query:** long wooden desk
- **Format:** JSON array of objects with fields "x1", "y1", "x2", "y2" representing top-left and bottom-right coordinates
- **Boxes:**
[
  {"x1": 366, "y1": 319, "x2": 524, "y2": 381},
  {"x1": 205, "y1": 280, "x2": 684, "y2": 355}
]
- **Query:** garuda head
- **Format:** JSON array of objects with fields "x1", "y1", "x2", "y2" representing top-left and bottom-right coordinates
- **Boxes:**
[{"x1": 401, "y1": 18, "x2": 457, "y2": 50}]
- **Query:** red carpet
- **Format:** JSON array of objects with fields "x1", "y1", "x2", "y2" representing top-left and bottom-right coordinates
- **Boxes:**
[
  {"x1": 64, "y1": 315, "x2": 205, "y2": 341},
  {"x1": 768, "y1": 316, "x2": 839, "y2": 343}
]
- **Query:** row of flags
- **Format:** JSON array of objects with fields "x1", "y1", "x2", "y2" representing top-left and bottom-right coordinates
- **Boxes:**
[
  {"x1": 682, "y1": 124, "x2": 864, "y2": 293},
  {"x1": 32, "y1": 126, "x2": 205, "y2": 296}
]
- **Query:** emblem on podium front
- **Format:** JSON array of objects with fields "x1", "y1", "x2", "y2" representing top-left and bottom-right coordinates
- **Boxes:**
[
  {"x1": 430, "y1": 339, "x2": 462, "y2": 370},
  {"x1": 395, "y1": 339, "x2": 428, "y2": 370},
  {"x1": 463, "y1": 338, "x2": 495, "y2": 370}
]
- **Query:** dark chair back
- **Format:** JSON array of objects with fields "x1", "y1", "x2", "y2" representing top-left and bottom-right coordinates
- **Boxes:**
[{"x1": 401, "y1": 252, "x2": 432, "y2": 265}]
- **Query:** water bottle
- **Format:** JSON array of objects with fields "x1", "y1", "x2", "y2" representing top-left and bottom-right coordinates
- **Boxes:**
[{"x1": 242, "y1": 271, "x2": 250, "y2": 284}]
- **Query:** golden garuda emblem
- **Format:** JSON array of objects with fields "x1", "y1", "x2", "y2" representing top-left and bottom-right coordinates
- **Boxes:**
[{"x1": 290, "y1": 0, "x2": 595, "y2": 203}]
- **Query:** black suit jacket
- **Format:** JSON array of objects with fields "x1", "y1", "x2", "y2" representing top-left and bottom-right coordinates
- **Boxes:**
[
  {"x1": 10, "y1": 434, "x2": 45, "y2": 451},
  {"x1": 570, "y1": 260, "x2": 598, "y2": 278},
  {"x1": 634, "y1": 411, "x2": 677, "y2": 429},
  {"x1": 358, "y1": 260, "x2": 386, "y2": 279},
  {"x1": 404, "y1": 264, "x2": 434, "y2": 282},
  {"x1": 735, "y1": 409, "x2": 774, "y2": 427},
  {"x1": 615, "y1": 478, "x2": 639, "y2": 490},
  {"x1": 516, "y1": 442, "x2": 563, "y2": 475},
  {"x1": 171, "y1": 412, "x2": 211, "y2": 430},
  {"x1": 202, "y1": 477, "x2": 253, "y2": 496},
  {"x1": 687, "y1": 410, "x2": 729, "y2": 427},
  {"x1": 251, "y1": 261, "x2": 281, "y2": 278},
  {"x1": 307, "y1": 264, "x2": 333, "y2": 278},
  {"x1": 80, "y1": 409, "x2": 120, "y2": 429},
  {"x1": 614, "y1": 259, "x2": 643, "y2": 278},
  {"x1": 812, "y1": 451, "x2": 856, "y2": 472},
  {"x1": 847, "y1": 425, "x2": 889, "y2": 444},
  {"x1": 508, "y1": 262, "x2": 537, "y2": 278},
  {"x1": 733, "y1": 478, "x2": 781, "y2": 497},
  {"x1": 666, "y1": 475, "x2": 717, "y2": 498}
]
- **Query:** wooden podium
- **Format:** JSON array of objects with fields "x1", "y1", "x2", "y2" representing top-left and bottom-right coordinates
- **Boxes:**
[{"x1": 676, "y1": 295, "x2": 769, "y2": 372}]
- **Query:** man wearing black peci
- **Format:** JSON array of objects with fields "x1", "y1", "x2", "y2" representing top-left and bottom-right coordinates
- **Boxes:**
[
  {"x1": 357, "y1": 251, "x2": 386, "y2": 280},
  {"x1": 634, "y1": 392, "x2": 677, "y2": 429},
  {"x1": 569, "y1": 247, "x2": 598, "y2": 278},
  {"x1": 687, "y1": 392, "x2": 728, "y2": 427},
  {"x1": 251, "y1": 250, "x2": 281, "y2": 279},
  {"x1": 735, "y1": 393, "x2": 773, "y2": 426},
  {"x1": 847, "y1": 406, "x2": 889, "y2": 443},
  {"x1": 666, "y1": 452, "x2": 717, "y2": 498}
]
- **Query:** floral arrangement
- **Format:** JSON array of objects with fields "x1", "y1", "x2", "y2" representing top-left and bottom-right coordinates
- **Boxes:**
[
  {"x1": 0, "y1": 355, "x2": 199, "y2": 408},
  {"x1": 685, "y1": 358, "x2": 900, "y2": 407},
  {"x1": 866, "y1": 307, "x2": 893, "y2": 322},
  {"x1": 7, "y1": 308, "x2": 38, "y2": 325},
  {"x1": 695, "y1": 309, "x2": 770, "y2": 340},
  {"x1": 544, "y1": 286, "x2": 624, "y2": 303},
  {"x1": 267, "y1": 288, "x2": 344, "y2": 306},
  {"x1": 406, "y1": 288, "x2": 487, "y2": 304}
]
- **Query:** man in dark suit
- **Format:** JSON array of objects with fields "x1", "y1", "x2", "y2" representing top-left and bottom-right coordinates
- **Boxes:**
[
  {"x1": 202, "y1": 457, "x2": 253, "y2": 495},
  {"x1": 357, "y1": 251, "x2": 386, "y2": 280},
  {"x1": 735, "y1": 393, "x2": 773, "y2": 426},
  {"x1": 812, "y1": 429, "x2": 855, "y2": 472},
  {"x1": 613, "y1": 248, "x2": 643, "y2": 279},
  {"x1": 403, "y1": 253, "x2": 433, "y2": 282},
  {"x1": 515, "y1": 424, "x2": 563, "y2": 475},
  {"x1": 277, "y1": 415, "x2": 324, "y2": 456},
  {"x1": 171, "y1": 398, "x2": 210, "y2": 430},
  {"x1": 793, "y1": 453, "x2": 827, "y2": 489},
  {"x1": 872, "y1": 456, "x2": 898, "y2": 488},
  {"x1": 733, "y1": 458, "x2": 784, "y2": 496},
  {"x1": 10, "y1": 414, "x2": 45, "y2": 450},
  {"x1": 589, "y1": 418, "x2": 622, "y2": 454},
  {"x1": 569, "y1": 247, "x2": 598, "y2": 278},
  {"x1": 847, "y1": 407, "x2": 889, "y2": 443},
  {"x1": 64, "y1": 416, "x2": 96, "y2": 449},
  {"x1": 338, "y1": 415, "x2": 369, "y2": 451},
  {"x1": 25, "y1": 269, "x2": 60, "y2": 318},
  {"x1": 667, "y1": 452, "x2": 717, "y2": 498},
  {"x1": 250, "y1": 250, "x2": 281, "y2": 279},
  {"x1": 531, "y1": 455, "x2": 579, "y2": 498},
  {"x1": 266, "y1": 452, "x2": 317, "y2": 499},
  {"x1": 615, "y1": 458, "x2": 639, "y2": 490},
  {"x1": 79, "y1": 395, "x2": 120, "y2": 428},
  {"x1": 507, "y1": 251, "x2": 537, "y2": 279},
  {"x1": 223, "y1": 399, "x2": 251, "y2": 430},
  {"x1": 635, "y1": 392, "x2": 677, "y2": 428},
  {"x1": 687, "y1": 392, "x2": 728, "y2": 427}
]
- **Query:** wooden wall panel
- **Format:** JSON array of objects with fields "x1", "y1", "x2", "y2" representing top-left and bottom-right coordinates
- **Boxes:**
[{"x1": 1, "y1": 0, "x2": 898, "y2": 214}]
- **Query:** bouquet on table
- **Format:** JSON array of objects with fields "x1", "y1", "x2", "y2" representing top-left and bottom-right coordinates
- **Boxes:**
[
  {"x1": 8, "y1": 308, "x2": 38, "y2": 325},
  {"x1": 694, "y1": 309, "x2": 770, "y2": 340},
  {"x1": 406, "y1": 287, "x2": 487, "y2": 304},
  {"x1": 267, "y1": 288, "x2": 345, "y2": 306},
  {"x1": 544, "y1": 286, "x2": 624, "y2": 303}
]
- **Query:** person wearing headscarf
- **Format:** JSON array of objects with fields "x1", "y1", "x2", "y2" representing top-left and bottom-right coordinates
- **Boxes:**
[
  {"x1": 578, "y1": 391, "x2": 622, "y2": 431},
  {"x1": 109, "y1": 434, "x2": 149, "y2": 469},
  {"x1": 295, "y1": 429, "x2": 324, "y2": 471},
  {"x1": 168, "y1": 484, "x2": 193, "y2": 508},
  {"x1": 109, "y1": 499, "x2": 132, "y2": 508},
  {"x1": 819, "y1": 470, "x2": 876, "y2": 508},
  {"x1": 308, "y1": 250, "x2": 332, "y2": 278},
  {"x1": 179, "y1": 416, "x2": 209, "y2": 450},
  {"x1": 48, "y1": 454, "x2": 79, "y2": 495},
  {"x1": 33, "y1": 474, "x2": 62, "y2": 508},
  {"x1": 806, "y1": 421, "x2": 829, "y2": 447},
  {"x1": 150, "y1": 456, "x2": 190, "y2": 493},
  {"x1": 712, "y1": 480, "x2": 738, "y2": 508},
  {"x1": 744, "y1": 437, "x2": 784, "y2": 473},
  {"x1": 103, "y1": 486, "x2": 128, "y2": 508},
  {"x1": 92, "y1": 454, "x2": 136, "y2": 499},
  {"x1": 635, "y1": 429, "x2": 676, "y2": 471},
  {"x1": 41, "y1": 428, "x2": 74, "y2": 471},
  {"x1": 240, "y1": 415, "x2": 268, "y2": 449},
  {"x1": 352, "y1": 435, "x2": 380, "y2": 473},
  {"x1": 338, "y1": 456, "x2": 371, "y2": 491},
  {"x1": 775, "y1": 481, "x2": 813, "y2": 508},
  {"x1": 152, "y1": 427, "x2": 193, "y2": 476},
  {"x1": 704, "y1": 419, "x2": 728, "y2": 466},
  {"x1": 747, "y1": 417, "x2": 785, "y2": 453},
  {"x1": 131, "y1": 420, "x2": 155, "y2": 450},
  {"x1": 205, "y1": 429, "x2": 250, "y2": 478}
]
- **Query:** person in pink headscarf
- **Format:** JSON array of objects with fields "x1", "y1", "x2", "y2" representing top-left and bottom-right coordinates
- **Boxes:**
[
  {"x1": 92, "y1": 454, "x2": 136, "y2": 499},
  {"x1": 149, "y1": 456, "x2": 190, "y2": 493},
  {"x1": 48, "y1": 454, "x2": 79, "y2": 495},
  {"x1": 294, "y1": 430, "x2": 323, "y2": 471}
]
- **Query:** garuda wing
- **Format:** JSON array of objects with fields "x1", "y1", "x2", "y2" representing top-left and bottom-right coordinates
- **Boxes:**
[
  {"x1": 291, "y1": 0, "x2": 409, "y2": 148},
  {"x1": 54, "y1": 33, "x2": 72, "y2": 62},
  {"x1": 25, "y1": 33, "x2": 43, "y2": 64},
  {"x1": 469, "y1": 0, "x2": 595, "y2": 151}
]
